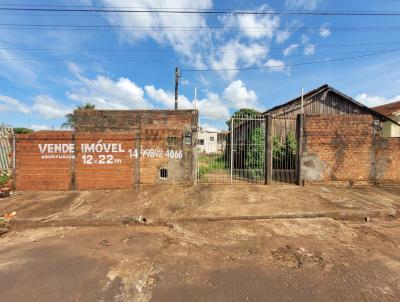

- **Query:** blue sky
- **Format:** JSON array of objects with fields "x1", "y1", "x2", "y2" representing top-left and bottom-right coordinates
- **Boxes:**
[{"x1": 1, "y1": 0, "x2": 400, "y2": 130}]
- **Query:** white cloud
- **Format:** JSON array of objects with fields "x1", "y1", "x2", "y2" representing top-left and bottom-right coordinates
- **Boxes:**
[
  {"x1": 301, "y1": 34, "x2": 310, "y2": 44},
  {"x1": 196, "y1": 92, "x2": 230, "y2": 117},
  {"x1": 0, "y1": 95, "x2": 30, "y2": 114},
  {"x1": 303, "y1": 44, "x2": 315, "y2": 56},
  {"x1": 0, "y1": 94, "x2": 71, "y2": 120},
  {"x1": 145, "y1": 85, "x2": 192, "y2": 109},
  {"x1": 286, "y1": 0, "x2": 321, "y2": 10},
  {"x1": 276, "y1": 30, "x2": 291, "y2": 44},
  {"x1": 210, "y1": 40, "x2": 269, "y2": 79},
  {"x1": 180, "y1": 78, "x2": 190, "y2": 85},
  {"x1": 275, "y1": 21, "x2": 300, "y2": 44},
  {"x1": 236, "y1": 5, "x2": 280, "y2": 40},
  {"x1": 31, "y1": 124, "x2": 52, "y2": 131},
  {"x1": 68, "y1": 74, "x2": 151, "y2": 109},
  {"x1": 32, "y1": 95, "x2": 71, "y2": 119},
  {"x1": 356, "y1": 93, "x2": 400, "y2": 108},
  {"x1": 99, "y1": 0, "x2": 212, "y2": 69},
  {"x1": 264, "y1": 59, "x2": 286, "y2": 72},
  {"x1": 223, "y1": 80, "x2": 258, "y2": 109},
  {"x1": 283, "y1": 44, "x2": 299, "y2": 56},
  {"x1": 319, "y1": 23, "x2": 331, "y2": 38}
]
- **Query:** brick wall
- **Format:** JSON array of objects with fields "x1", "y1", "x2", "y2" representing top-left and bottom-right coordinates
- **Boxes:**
[
  {"x1": 302, "y1": 114, "x2": 400, "y2": 184},
  {"x1": 15, "y1": 110, "x2": 198, "y2": 191},
  {"x1": 15, "y1": 131, "x2": 73, "y2": 191},
  {"x1": 374, "y1": 138, "x2": 400, "y2": 181}
]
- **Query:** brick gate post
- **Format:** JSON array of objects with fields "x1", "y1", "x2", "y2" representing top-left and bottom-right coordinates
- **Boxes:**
[
  {"x1": 296, "y1": 113, "x2": 305, "y2": 186},
  {"x1": 264, "y1": 114, "x2": 272, "y2": 185}
]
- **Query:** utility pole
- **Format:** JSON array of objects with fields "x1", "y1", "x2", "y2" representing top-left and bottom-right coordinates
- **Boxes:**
[{"x1": 174, "y1": 67, "x2": 181, "y2": 110}]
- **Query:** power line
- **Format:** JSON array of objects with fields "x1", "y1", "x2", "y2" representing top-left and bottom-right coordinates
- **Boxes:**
[
  {"x1": 181, "y1": 48, "x2": 400, "y2": 71},
  {"x1": 0, "y1": 48, "x2": 398, "y2": 65},
  {"x1": 2, "y1": 42, "x2": 400, "y2": 53},
  {"x1": 0, "y1": 7, "x2": 400, "y2": 16},
  {"x1": 1, "y1": 23, "x2": 400, "y2": 32}
]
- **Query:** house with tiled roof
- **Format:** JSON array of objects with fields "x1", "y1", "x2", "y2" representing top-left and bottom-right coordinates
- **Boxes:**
[{"x1": 373, "y1": 101, "x2": 400, "y2": 137}]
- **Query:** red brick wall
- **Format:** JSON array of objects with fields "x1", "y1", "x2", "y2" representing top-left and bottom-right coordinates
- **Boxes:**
[
  {"x1": 75, "y1": 133, "x2": 136, "y2": 190},
  {"x1": 15, "y1": 110, "x2": 197, "y2": 191},
  {"x1": 302, "y1": 114, "x2": 400, "y2": 183},
  {"x1": 15, "y1": 131, "x2": 73, "y2": 191},
  {"x1": 375, "y1": 138, "x2": 400, "y2": 181}
]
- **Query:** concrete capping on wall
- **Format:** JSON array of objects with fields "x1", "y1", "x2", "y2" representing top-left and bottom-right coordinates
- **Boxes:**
[{"x1": 301, "y1": 114, "x2": 400, "y2": 184}]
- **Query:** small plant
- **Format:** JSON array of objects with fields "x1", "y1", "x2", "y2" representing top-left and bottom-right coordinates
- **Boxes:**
[{"x1": 0, "y1": 174, "x2": 10, "y2": 186}]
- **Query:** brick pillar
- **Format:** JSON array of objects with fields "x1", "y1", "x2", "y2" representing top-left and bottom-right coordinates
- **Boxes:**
[
  {"x1": 265, "y1": 114, "x2": 272, "y2": 185},
  {"x1": 70, "y1": 132, "x2": 77, "y2": 190},
  {"x1": 296, "y1": 113, "x2": 305, "y2": 186}
]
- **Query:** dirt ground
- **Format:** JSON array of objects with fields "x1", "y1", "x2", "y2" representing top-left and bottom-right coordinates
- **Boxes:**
[
  {"x1": 0, "y1": 185, "x2": 400, "y2": 301},
  {"x1": 0, "y1": 218, "x2": 400, "y2": 301},
  {"x1": 0, "y1": 185, "x2": 399, "y2": 224}
]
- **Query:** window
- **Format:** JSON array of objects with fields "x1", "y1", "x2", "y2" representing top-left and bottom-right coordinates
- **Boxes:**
[
  {"x1": 210, "y1": 136, "x2": 215, "y2": 142},
  {"x1": 198, "y1": 139, "x2": 205, "y2": 145},
  {"x1": 160, "y1": 168, "x2": 168, "y2": 179},
  {"x1": 166, "y1": 136, "x2": 178, "y2": 148}
]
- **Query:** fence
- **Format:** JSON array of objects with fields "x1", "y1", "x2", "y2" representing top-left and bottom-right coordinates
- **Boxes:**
[
  {"x1": 196, "y1": 115, "x2": 299, "y2": 185},
  {"x1": 0, "y1": 125, "x2": 13, "y2": 175}
]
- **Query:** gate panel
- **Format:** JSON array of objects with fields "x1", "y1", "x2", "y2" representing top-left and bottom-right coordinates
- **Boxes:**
[
  {"x1": 271, "y1": 117, "x2": 298, "y2": 184},
  {"x1": 196, "y1": 115, "x2": 265, "y2": 184}
]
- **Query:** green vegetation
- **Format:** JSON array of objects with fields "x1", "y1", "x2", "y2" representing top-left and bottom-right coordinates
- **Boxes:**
[
  {"x1": 62, "y1": 103, "x2": 96, "y2": 129},
  {"x1": 272, "y1": 131, "x2": 297, "y2": 170},
  {"x1": 244, "y1": 128, "x2": 298, "y2": 178},
  {"x1": 198, "y1": 154, "x2": 226, "y2": 179},
  {"x1": 0, "y1": 174, "x2": 10, "y2": 186},
  {"x1": 245, "y1": 127, "x2": 265, "y2": 179},
  {"x1": 13, "y1": 127, "x2": 33, "y2": 134}
]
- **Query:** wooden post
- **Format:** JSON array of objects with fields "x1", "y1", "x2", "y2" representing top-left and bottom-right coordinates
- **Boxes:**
[
  {"x1": 264, "y1": 114, "x2": 272, "y2": 185},
  {"x1": 296, "y1": 113, "x2": 304, "y2": 186}
]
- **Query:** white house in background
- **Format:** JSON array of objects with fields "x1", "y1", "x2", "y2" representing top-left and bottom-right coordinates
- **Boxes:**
[
  {"x1": 197, "y1": 129, "x2": 218, "y2": 154},
  {"x1": 197, "y1": 129, "x2": 229, "y2": 154}
]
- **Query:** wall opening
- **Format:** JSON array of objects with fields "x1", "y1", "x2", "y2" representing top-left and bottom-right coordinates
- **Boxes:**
[
  {"x1": 160, "y1": 168, "x2": 168, "y2": 179},
  {"x1": 166, "y1": 136, "x2": 178, "y2": 148}
]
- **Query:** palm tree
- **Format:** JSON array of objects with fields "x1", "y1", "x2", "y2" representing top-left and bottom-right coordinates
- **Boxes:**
[{"x1": 61, "y1": 103, "x2": 96, "y2": 129}]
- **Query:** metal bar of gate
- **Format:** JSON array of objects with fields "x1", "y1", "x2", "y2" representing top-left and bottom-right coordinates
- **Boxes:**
[{"x1": 230, "y1": 118, "x2": 234, "y2": 184}]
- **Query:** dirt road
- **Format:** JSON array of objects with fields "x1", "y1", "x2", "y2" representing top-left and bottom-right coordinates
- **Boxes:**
[{"x1": 1, "y1": 217, "x2": 399, "y2": 301}]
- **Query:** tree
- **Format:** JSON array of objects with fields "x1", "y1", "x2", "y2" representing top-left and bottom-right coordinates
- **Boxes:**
[
  {"x1": 61, "y1": 103, "x2": 96, "y2": 129},
  {"x1": 13, "y1": 127, "x2": 33, "y2": 134},
  {"x1": 227, "y1": 108, "x2": 261, "y2": 129}
]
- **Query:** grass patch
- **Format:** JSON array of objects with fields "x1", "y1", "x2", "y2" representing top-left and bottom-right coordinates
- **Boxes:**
[{"x1": 198, "y1": 154, "x2": 227, "y2": 179}]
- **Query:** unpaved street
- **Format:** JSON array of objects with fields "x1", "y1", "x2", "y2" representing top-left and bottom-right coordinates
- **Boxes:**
[{"x1": 1, "y1": 217, "x2": 400, "y2": 301}]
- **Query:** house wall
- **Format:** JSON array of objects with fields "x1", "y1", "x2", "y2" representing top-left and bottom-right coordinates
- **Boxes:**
[
  {"x1": 301, "y1": 114, "x2": 400, "y2": 184},
  {"x1": 197, "y1": 131, "x2": 219, "y2": 154},
  {"x1": 381, "y1": 115, "x2": 400, "y2": 137},
  {"x1": 14, "y1": 110, "x2": 198, "y2": 191}
]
